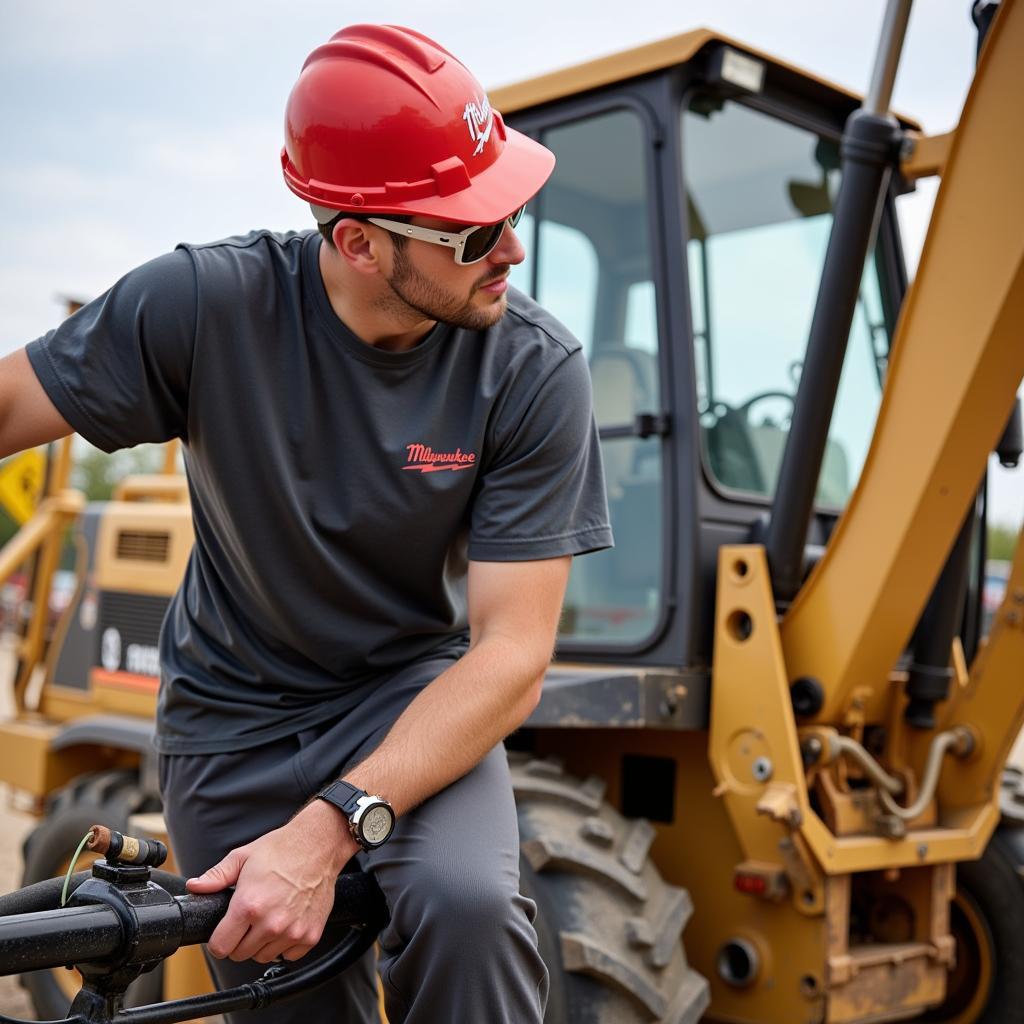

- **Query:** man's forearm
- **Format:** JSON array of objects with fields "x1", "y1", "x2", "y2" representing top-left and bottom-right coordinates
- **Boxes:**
[{"x1": 340, "y1": 634, "x2": 547, "y2": 816}]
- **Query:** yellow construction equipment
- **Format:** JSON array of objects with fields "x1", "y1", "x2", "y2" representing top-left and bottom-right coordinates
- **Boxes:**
[{"x1": 1, "y1": 2, "x2": 1022, "y2": 1020}]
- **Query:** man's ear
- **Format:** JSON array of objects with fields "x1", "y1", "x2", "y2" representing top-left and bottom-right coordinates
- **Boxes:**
[{"x1": 332, "y1": 219, "x2": 381, "y2": 275}]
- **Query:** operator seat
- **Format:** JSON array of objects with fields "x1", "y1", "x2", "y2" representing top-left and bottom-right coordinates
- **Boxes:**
[
  {"x1": 588, "y1": 343, "x2": 657, "y2": 499},
  {"x1": 562, "y1": 343, "x2": 659, "y2": 635}
]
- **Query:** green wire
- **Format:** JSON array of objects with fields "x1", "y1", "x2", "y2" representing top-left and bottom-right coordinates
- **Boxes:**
[{"x1": 61, "y1": 830, "x2": 95, "y2": 907}]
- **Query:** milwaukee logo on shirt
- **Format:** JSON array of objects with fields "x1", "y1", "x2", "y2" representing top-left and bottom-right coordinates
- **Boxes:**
[{"x1": 403, "y1": 443, "x2": 477, "y2": 473}]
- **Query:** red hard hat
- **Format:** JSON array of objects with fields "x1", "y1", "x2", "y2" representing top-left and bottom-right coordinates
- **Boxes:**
[{"x1": 282, "y1": 24, "x2": 555, "y2": 226}]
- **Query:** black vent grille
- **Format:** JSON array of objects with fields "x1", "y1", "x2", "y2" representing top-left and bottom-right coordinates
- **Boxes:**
[
  {"x1": 98, "y1": 591, "x2": 170, "y2": 651},
  {"x1": 116, "y1": 530, "x2": 170, "y2": 562}
]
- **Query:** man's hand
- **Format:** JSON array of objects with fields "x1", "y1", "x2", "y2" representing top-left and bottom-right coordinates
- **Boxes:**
[{"x1": 186, "y1": 800, "x2": 360, "y2": 963}]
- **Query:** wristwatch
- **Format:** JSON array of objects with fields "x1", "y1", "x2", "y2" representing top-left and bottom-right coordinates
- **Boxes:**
[{"x1": 316, "y1": 780, "x2": 396, "y2": 851}]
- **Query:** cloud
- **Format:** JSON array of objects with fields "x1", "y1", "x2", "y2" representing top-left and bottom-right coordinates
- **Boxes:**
[{"x1": 0, "y1": 161, "x2": 108, "y2": 207}]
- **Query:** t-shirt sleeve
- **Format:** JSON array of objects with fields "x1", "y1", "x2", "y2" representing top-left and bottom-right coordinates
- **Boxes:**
[
  {"x1": 25, "y1": 249, "x2": 197, "y2": 453},
  {"x1": 469, "y1": 349, "x2": 613, "y2": 561}
]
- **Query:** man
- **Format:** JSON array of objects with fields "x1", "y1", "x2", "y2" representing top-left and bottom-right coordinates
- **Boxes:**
[{"x1": 0, "y1": 23, "x2": 611, "y2": 1024}]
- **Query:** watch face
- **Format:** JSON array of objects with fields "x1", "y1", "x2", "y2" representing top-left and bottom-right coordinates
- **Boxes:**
[{"x1": 361, "y1": 804, "x2": 394, "y2": 846}]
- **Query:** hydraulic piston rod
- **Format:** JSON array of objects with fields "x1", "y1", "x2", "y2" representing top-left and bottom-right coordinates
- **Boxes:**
[
  {"x1": 864, "y1": 0, "x2": 914, "y2": 115},
  {"x1": 765, "y1": 2, "x2": 910, "y2": 601}
]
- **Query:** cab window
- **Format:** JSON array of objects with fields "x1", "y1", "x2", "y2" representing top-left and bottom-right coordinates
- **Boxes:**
[{"x1": 511, "y1": 107, "x2": 664, "y2": 645}]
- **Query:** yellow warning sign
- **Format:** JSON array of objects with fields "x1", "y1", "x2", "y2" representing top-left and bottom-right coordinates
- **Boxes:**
[{"x1": 0, "y1": 450, "x2": 46, "y2": 524}]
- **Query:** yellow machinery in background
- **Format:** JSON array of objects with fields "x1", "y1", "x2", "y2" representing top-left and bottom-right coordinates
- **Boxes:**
[{"x1": 0, "y1": 1, "x2": 1022, "y2": 1021}]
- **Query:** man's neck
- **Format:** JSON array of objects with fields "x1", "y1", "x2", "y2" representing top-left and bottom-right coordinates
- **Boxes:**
[{"x1": 318, "y1": 238, "x2": 435, "y2": 352}]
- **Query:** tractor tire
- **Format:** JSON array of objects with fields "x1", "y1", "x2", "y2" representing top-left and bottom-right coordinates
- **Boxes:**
[
  {"x1": 19, "y1": 770, "x2": 164, "y2": 1018},
  {"x1": 511, "y1": 754, "x2": 710, "y2": 1024},
  {"x1": 922, "y1": 825, "x2": 1024, "y2": 1023}
]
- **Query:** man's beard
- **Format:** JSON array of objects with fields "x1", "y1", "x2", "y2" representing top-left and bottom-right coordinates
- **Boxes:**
[{"x1": 376, "y1": 243, "x2": 509, "y2": 331}]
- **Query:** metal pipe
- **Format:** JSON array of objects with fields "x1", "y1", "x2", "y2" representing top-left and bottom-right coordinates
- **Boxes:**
[
  {"x1": 879, "y1": 727, "x2": 974, "y2": 820},
  {"x1": 829, "y1": 728, "x2": 973, "y2": 821},
  {"x1": 0, "y1": 507, "x2": 53, "y2": 583},
  {"x1": 833, "y1": 735, "x2": 905, "y2": 795},
  {"x1": 865, "y1": 0, "x2": 915, "y2": 115}
]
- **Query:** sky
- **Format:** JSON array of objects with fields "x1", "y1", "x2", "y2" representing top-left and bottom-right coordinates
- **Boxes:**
[{"x1": 0, "y1": 0, "x2": 1020, "y2": 529}]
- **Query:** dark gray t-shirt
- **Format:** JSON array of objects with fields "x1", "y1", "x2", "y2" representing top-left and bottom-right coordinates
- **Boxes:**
[{"x1": 27, "y1": 230, "x2": 612, "y2": 754}]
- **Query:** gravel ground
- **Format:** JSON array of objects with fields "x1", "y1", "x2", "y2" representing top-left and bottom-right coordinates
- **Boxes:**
[
  {"x1": 0, "y1": 799, "x2": 36, "y2": 1018},
  {"x1": 0, "y1": 638, "x2": 45, "y2": 1018},
  {"x1": 0, "y1": 797, "x2": 36, "y2": 1018}
]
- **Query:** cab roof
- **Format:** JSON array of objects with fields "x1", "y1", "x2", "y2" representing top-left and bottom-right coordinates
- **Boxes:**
[{"x1": 489, "y1": 27, "x2": 921, "y2": 131}]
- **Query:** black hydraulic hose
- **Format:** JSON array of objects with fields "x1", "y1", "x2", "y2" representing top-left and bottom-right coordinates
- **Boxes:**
[
  {"x1": 904, "y1": 506, "x2": 976, "y2": 727},
  {"x1": 0, "y1": 874, "x2": 87, "y2": 917},
  {"x1": 175, "y1": 872, "x2": 383, "y2": 942},
  {"x1": 113, "y1": 925, "x2": 380, "y2": 1024},
  {"x1": 0, "y1": 871, "x2": 186, "y2": 918},
  {"x1": 323, "y1": 871, "x2": 388, "y2": 928},
  {"x1": 0, "y1": 935, "x2": 380, "y2": 1024},
  {"x1": 0, "y1": 870, "x2": 386, "y2": 976},
  {"x1": 175, "y1": 891, "x2": 231, "y2": 947},
  {"x1": 0, "y1": 904, "x2": 123, "y2": 974},
  {"x1": 0, "y1": 869, "x2": 196, "y2": 974}
]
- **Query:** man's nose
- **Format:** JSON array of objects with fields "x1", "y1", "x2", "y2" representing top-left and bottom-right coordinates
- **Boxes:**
[{"x1": 489, "y1": 221, "x2": 526, "y2": 266}]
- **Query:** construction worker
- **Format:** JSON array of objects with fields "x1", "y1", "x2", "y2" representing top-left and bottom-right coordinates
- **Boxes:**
[{"x1": 0, "y1": 23, "x2": 611, "y2": 1024}]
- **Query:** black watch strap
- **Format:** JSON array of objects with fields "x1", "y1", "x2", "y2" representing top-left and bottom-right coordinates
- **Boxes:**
[
  {"x1": 318, "y1": 779, "x2": 364, "y2": 817},
  {"x1": 316, "y1": 779, "x2": 395, "y2": 850}
]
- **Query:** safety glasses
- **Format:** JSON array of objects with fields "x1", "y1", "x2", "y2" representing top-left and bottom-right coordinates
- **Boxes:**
[{"x1": 367, "y1": 206, "x2": 525, "y2": 265}]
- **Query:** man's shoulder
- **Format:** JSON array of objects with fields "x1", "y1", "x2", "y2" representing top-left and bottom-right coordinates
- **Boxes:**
[
  {"x1": 178, "y1": 228, "x2": 312, "y2": 256},
  {"x1": 501, "y1": 286, "x2": 582, "y2": 361},
  {"x1": 473, "y1": 287, "x2": 589, "y2": 419},
  {"x1": 170, "y1": 230, "x2": 315, "y2": 309}
]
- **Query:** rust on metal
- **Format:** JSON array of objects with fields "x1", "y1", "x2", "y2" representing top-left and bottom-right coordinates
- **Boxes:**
[{"x1": 85, "y1": 825, "x2": 113, "y2": 856}]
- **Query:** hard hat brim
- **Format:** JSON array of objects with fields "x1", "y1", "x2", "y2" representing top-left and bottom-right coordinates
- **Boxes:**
[{"x1": 305, "y1": 126, "x2": 555, "y2": 227}]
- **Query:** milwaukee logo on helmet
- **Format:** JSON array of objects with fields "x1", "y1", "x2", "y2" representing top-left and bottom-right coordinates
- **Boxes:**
[
  {"x1": 404, "y1": 443, "x2": 477, "y2": 473},
  {"x1": 463, "y1": 96, "x2": 494, "y2": 156}
]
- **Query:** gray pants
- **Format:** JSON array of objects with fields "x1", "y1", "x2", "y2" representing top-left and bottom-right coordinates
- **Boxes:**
[{"x1": 159, "y1": 654, "x2": 548, "y2": 1024}]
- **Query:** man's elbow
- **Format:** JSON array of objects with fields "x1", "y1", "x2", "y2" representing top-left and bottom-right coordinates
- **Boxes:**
[{"x1": 523, "y1": 665, "x2": 548, "y2": 716}]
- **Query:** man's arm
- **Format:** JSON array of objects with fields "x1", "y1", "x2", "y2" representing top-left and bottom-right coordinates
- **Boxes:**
[
  {"x1": 340, "y1": 555, "x2": 570, "y2": 812},
  {"x1": 0, "y1": 349, "x2": 73, "y2": 459},
  {"x1": 189, "y1": 555, "x2": 571, "y2": 964}
]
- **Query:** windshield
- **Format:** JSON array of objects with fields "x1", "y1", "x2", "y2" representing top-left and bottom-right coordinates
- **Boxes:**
[{"x1": 683, "y1": 97, "x2": 892, "y2": 506}]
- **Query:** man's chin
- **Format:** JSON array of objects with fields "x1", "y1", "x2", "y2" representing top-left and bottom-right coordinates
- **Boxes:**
[
  {"x1": 475, "y1": 293, "x2": 508, "y2": 326},
  {"x1": 438, "y1": 292, "x2": 507, "y2": 331}
]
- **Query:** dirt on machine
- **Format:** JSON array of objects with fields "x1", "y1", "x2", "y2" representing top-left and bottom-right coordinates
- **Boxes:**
[{"x1": 1, "y1": 1, "x2": 1023, "y2": 1021}]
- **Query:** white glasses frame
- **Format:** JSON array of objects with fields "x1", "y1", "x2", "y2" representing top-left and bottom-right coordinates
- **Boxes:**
[{"x1": 366, "y1": 206, "x2": 525, "y2": 266}]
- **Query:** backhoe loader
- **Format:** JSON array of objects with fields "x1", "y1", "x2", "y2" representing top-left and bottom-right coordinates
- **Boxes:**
[{"x1": 0, "y1": 0, "x2": 1022, "y2": 1019}]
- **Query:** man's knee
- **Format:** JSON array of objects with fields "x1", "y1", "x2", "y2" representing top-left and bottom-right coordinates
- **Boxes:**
[{"x1": 391, "y1": 861, "x2": 530, "y2": 950}]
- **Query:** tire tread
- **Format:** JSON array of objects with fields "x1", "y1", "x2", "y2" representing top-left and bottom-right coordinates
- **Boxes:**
[{"x1": 512, "y1": 755, "x2": 709, "y2": 1024}]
